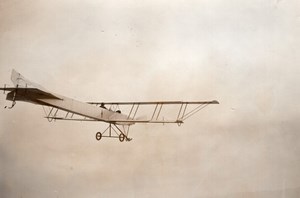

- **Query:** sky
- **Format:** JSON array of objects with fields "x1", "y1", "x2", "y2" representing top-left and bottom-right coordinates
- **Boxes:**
[{"x1": 0, "y1": 0, "x2": 300, "y2": 197}]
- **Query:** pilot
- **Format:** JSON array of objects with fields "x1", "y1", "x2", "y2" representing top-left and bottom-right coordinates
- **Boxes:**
[{"x1": 100, "y1": 103, "x2": 107, "y2": 109}]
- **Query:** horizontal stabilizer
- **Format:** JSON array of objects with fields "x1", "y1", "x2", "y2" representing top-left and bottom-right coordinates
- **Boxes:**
[
  {"x1": 0, "y1": 87, "x2": 62, "y2": 100},
  {"x1": 0, "y1": 69, "x2": 63, "y2": 100}
]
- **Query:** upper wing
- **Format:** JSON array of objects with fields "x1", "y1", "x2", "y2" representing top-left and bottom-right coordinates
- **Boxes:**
[
  {"x1": 87, "y1": 100, "x2": 219, "y2": 124},
  {"x1": 87, "y1": 100, "x2": 219, "y2": 105}
]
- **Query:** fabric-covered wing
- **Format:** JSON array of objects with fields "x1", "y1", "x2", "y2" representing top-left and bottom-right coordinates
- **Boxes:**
[
  {"x1": 87, "y1": 100, "x2": 219, "y2": 124},
  {"x1": 87, "y1": 100, "x2": 219, "y2": 105}
]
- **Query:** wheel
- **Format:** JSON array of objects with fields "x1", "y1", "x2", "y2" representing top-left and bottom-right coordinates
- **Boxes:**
[
  {"x1": 119, "y1": 134, "x2": 125, "y2": 142},
  {"x1": 96, "y1": 132, "x2": 102, "y2": 141}
]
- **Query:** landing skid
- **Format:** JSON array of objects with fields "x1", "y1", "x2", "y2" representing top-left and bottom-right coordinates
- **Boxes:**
[
  {"x1": 95, "y1": 124, "x2": 132, "y2": 142},
  {"x1": 5, "y1": 101, "x2": 16, "y2": 109}
]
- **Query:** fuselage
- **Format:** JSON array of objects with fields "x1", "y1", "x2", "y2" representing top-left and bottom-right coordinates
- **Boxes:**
[{"x1": 6, "y1": 88, "x2": 132, "y2": 125}]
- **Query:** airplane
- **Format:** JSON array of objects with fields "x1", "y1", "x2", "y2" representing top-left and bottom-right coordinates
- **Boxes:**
[{"x1": 0, "y1": 69, "x2": 219, "y2": 142}]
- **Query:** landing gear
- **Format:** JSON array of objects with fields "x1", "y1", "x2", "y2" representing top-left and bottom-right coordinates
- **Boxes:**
[
  {"x1": 119, "y1": 134, "x2": 125, "y2": 142},
  {"x1": 95, "y1": 124, "x2": 132, "y2": 142},
  {"x1": 95, "y1": 132, "x2": 102, "y2": 141}
]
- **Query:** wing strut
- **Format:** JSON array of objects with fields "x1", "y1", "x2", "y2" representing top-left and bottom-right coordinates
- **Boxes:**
[
  {"x1": 177, "y1": 103, "x2": 211, "y2": 122},
  {"x1": 127, "y1": 104, "x2": 140, "y2": 120}
]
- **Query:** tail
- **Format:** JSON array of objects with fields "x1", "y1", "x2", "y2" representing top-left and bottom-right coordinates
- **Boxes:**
[{"x1": 11, "y1": 69, "x2": 45, "y2": 91}]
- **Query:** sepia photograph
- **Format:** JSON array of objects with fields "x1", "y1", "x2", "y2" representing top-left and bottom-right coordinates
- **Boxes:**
[{"x1": 0, "y1": 0, "x2": 299, "y2": 197}]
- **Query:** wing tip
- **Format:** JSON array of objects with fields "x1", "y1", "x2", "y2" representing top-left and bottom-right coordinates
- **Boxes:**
[{"x1": 212, "y1": 100, "x2": 219, "y2": 104}]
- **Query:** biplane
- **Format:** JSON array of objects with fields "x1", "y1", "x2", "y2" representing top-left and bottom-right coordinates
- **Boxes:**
[{"x1": 0, "y1": 69, "x2": 219, "y2": 142}]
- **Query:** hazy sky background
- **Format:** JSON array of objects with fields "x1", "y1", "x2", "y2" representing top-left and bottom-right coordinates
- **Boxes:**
[{"x1": 0, "y1": 0, "x2": 300, "y2": 197}]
